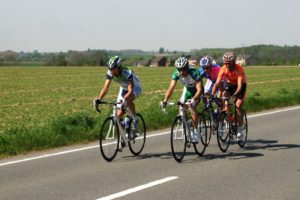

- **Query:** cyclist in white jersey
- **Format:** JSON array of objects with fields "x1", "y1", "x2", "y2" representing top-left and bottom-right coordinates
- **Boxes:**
[{"x1": 94, "y1": 56, "x2": 142, "y2": 130}]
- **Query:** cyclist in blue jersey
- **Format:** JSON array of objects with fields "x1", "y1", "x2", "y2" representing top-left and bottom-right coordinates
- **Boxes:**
[
  {"x1": 162, "y1": 57, "x2": 204, "y2": 143},
  {"x1": 199, "y1": 56, "x2": 223, "y2": 98},
  {"x1": 93, "y1": 56, "x2": 142, "y2": 130}
]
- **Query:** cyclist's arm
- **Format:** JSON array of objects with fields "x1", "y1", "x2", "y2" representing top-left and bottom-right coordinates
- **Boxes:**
[
  {"x1": 193, "y1": 81, "x2": 203, "y2": 101},
  {"x1": 163, "y1": 80, "x2": 176, "y2": 102},
  {"x1": 98, "y1": 79, "x2": 111, "y2": 100},
  {"x1": 234, "y1": 76, "x2": 243, "y2": 96},
  {"x1": 212, "y1": 77, "x2": 221, "y2": 96},
  {"x1": 124, "y1": 80, "x2": 134, "y2": 100},
  {"x1": 212, "y1": 68, "x2": 224, "y2": 96}
]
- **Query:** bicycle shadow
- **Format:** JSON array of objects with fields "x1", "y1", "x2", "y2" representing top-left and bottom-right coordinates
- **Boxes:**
[
  {"x1": 201, "y1": 151, "x2": 264, "y2": 161},
  {"x1": 120, "y1": 152, "x2": 174, "y2": 161},
  {"x1": 244, "y1": 139, "x2": 300, "y2": 151}
]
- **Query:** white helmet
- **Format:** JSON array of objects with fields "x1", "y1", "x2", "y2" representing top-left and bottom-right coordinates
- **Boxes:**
[
  {"x1": 175, "y1": 57, "x2": 189, "y2": 70},
  {"x1": 108, "y1": 56, "x2": 122, "y2": 69}
]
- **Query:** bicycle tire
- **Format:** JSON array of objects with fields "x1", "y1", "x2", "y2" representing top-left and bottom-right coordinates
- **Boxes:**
[
  {"x1": 170, "y1": 116, "x2": 186, "y2": 162},
  {"x1": 99, "y1": 117, "x2": 119, "y2": 162},
  {"x1": 193, "y1": 113, "x2": 207, "y2": 156},
  {"x1": 128, "y1": 113, "x2": 146, "y2": 155},
  {"x1": 237, "y1": 109, "x2": 248, "y2": 147},
  {"x1": 201, "y1": 108, "x2": 212, "y2": 146},
  {"x1": 216, "y1": 111, "x2": 231, "y2": 153}
]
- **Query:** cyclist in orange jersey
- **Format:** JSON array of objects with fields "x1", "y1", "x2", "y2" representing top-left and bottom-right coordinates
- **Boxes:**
[{"x1": 212, "y1": 51, "x2": 247, "y2": 141}]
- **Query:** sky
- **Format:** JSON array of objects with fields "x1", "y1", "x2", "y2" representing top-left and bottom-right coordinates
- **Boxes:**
[{"x1": 1, "y1": 0, "x2": 300, "y2": 52}]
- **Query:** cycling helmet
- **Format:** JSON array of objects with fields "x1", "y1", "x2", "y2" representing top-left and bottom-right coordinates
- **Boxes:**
[
  {"x1": 200, "y1": 56, "x2": 213, "y2": 68},
  {"x1": 175, "y1": 57, "x2": 189, "y2": 70},
  {"x1": 223, "y1": 51, "x2": 236, "y2": 63},
  {"x1": 108, "y1": 56, "x2": 122, "y2": 69}
]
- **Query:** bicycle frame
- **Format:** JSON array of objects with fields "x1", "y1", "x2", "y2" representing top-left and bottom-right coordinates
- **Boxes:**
[
  {"x1": 163, "y1": 102, "x2": 194, "y2": 145},
  {"x1": 204, "y1": 96, "x2": 222, "y2": 129},
  {"x1": 96, "y1": 101, "x2": 129, "y2": 143},
  {"x1": 222, "y1": 97, "x2": 238, "y2": 135}
]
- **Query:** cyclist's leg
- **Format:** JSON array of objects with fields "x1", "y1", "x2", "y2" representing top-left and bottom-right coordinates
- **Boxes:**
[
  {"x1": 223, "y1": 83, "x2": 236, "y2": 111},
  {"x1": 127, "y1": 86, "x2": 142, "y2": 130},
  {"x1": 236, "y1": 83, "x2": 247, "y2": 140},
  {"x1": 204, "y1": 79, "x2": 213, "y2": 95},
  {"x1": 235, "y1": 83, "x2": 247, "y2": 126},
  {"x1": 185, "y1": 89, "x2": 201, "y2": 141},
  {"x1": 116, "y1": 88, "x2": 126, "y2": 118}
]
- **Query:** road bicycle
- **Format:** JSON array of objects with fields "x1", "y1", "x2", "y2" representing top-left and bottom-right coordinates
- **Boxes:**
[
  {"x1": 162, "y1": 101, "x2": 207, "y2": 162},
  {"x1": 216, "y1": 97, "x2": 248, "y2": 152},
  {"x1": 95, "y1": 101, "x2": 146, "y2": 162},
  {"x1": 201, "y1": 95, "x2": 223, "y2": 145}
]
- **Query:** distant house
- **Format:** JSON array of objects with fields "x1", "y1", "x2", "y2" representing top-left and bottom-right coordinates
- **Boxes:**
[
  {"x1": 133, "y1": 59, "x2": 151, "y2": 67},
  {"x1": 188, "y1": 56, "x2": 202, "y2": 67},
  {"x1": 236, "y1": 55, "x2": 253, "y2": 66},
  {"x1": 150, "y1": 56, "x2": 167, "y2": 67}
]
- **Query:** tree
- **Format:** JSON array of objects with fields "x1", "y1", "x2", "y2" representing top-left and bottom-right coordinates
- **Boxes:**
[{"x1": 159, "y1": 47, "x2": 165, "y2": 54}]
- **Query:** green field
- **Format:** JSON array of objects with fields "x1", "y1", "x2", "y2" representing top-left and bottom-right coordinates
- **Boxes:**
[{"x1": 1, "y1": 66, "x2": 300, "y2": 157}]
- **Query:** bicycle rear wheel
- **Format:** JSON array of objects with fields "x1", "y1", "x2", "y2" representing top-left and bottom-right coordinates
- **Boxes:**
[
  {"x1": 194, "y1": 113, "x2": 207, "y2": 156},
  {"x1": 128, "y1": 113, "x2": 146, "y2": 155},
  {"x1": 99, "y1": 117, "x2": 119, "y2": 162},
  {"x1": 171, "y1": 116, "x2": 186, "y2": 162},
  {"x1": 216, "y1": 111, "x2": 231, "y2": 153},
  {"x1": 238, "y1": 109, "x2": 248, "y2": 147},
  {"x1": 201, "y1": 108, "x2": 212, "y2": 145}
]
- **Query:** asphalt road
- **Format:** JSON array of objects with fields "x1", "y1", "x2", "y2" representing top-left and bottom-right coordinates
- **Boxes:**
[{"x1": 1, "y1": 106, "x2": 300, "y2": 200}]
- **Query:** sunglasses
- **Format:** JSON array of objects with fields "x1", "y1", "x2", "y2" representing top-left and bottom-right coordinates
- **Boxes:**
[{"x1": 178, "y1": 67, "x2": 187, "y2": 72}]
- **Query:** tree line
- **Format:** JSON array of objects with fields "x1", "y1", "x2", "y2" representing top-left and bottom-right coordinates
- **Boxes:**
[{"x1": 1, "y1": 45, "x2": 300, "y2": 66}]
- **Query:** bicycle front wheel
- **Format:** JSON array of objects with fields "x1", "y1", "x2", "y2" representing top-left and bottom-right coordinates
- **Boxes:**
[
  {"x1": 238, "y1": 109, "x2": 248, "y2": 147},
  {"x1": 194, "y1": 113, "x2": 207, "y2": 156},
  {"x1": 216, "y1": 111, "x2": 231, "y2": 153},
  {"x1": 201, "y1": 108, "x2": 212, "y2": 146},
  {"x1": 171, "y1": 116, "x2": 186, "y2": 162},
  {"x1": 99, "y1": 117, "x2": 120, "y2": 162},
  {"x1": 128, "y1": 113, "x2": 146, "y2": 155}
]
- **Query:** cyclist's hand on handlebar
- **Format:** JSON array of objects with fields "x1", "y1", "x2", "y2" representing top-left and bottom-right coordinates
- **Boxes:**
[
  {"x1": 93, "y1": 98, "x2": 101, "y2": 107},
  {"x1": 160, "y1": 100, "x2": 167, "y2": 109},
  {"x1": 187, "y1": 99, "x2": 195, "y2": 107}
]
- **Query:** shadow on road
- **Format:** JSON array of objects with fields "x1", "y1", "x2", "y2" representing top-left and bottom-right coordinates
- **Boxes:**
[
  {"x1": 116, "y1": 139, "x2": 300, "y2": 163},
  {"x1": 245, "y1": 139, "x2": 300, "y2": 151},
  {"x1": 121, "y1": 152, "x2": 174, "y2": 161},
  {"x1": 202, "y1": 151, "x2": 264, "y2": 161}
]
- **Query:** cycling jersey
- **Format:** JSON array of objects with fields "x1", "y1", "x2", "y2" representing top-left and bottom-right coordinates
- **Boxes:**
[
  {"x1": 106, "y1": 67, "x2": 142, "y2": 91},
  {"x1": 172, "y1": 67, "x2": 202, "y2": 102},
  {"x1": 199, "y1": 64, "x2": 221, "y2": 94},
  {"x1": 172, "y1": 67, "x2": 202, "y2": 92},
  {"x1": 216, "y1": 64, "x2": 246, "y2": 85},
  {"x1": 106, "y1": 67, "x2": 142, "y2": 101},
  {"x1": 199, "y1": 64, "x2": 220, "y2": 82}
]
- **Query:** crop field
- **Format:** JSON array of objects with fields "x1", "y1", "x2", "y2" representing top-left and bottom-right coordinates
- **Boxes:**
[{"x1": 1, "y1": 66, "x2": 300, "y2": 157}]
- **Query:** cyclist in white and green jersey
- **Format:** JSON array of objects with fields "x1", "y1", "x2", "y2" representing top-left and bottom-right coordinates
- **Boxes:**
[
  {"x1": 94, "y1": 56, "x2": 142, "y2": 130},
  {"x1": 162, "y1": 57, "x2": 204, "y2": 143}
]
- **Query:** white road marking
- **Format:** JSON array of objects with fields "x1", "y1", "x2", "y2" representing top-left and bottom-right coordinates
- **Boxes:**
[
  {"x1": 247, "y1": 106, "x2": 300, "y2": 118},
  {"x1": 0, "y1": 131, "x2": 170, "y2": 167},
  {"x1": 1, "y1": 106, "x2": 300, "y2": 167},
  {"x1": 95, "y1": 176, "x2": 178, "y2": 200}
]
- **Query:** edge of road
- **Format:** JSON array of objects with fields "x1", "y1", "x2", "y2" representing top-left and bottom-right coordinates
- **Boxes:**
[{"x1": 1, "y1": 105, "x2": 300, "y2": 166}]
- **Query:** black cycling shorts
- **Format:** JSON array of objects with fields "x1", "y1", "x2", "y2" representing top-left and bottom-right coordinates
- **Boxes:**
[{"x1": 224, "y1": 83, "x2": 247, "y2": 99}]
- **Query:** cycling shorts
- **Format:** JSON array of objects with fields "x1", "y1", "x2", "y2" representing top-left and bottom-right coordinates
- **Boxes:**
[{"x1": 224, "y1": 83, "x2": 247, "y2": 99}]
